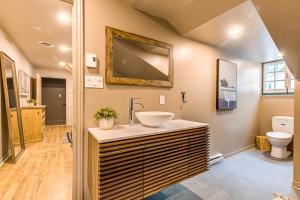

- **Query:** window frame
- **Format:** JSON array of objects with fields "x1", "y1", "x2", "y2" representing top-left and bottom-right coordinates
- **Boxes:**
[{"x1": 262, "y1": 60, "x2": 294, "y2": 96}]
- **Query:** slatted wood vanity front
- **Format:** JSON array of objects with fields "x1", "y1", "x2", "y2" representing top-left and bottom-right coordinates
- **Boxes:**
[{"x1": 88, "y1": 120, "x2": 209, "y2": 200}]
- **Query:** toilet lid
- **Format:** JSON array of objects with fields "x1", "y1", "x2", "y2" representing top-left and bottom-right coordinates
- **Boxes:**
[{"x1": 267, "y1": 131, "x2": 292, "y2": 139}]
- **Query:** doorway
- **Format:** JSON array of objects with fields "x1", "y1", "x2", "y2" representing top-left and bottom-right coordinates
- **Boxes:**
[
  {"x1": 42, "y1": 77, "x2": 67, "y2": 125},
  {"x1": 0, "y1": 0, "x2": 75, "y2": 199}
]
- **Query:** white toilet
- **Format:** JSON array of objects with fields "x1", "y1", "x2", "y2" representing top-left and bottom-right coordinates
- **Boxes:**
[{"x1": 266, "y1": 116, "x2": 294, "y2": 159}]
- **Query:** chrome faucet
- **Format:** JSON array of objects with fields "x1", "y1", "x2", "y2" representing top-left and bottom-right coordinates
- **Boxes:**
[{"x1": 129, "y1": 98, "x2": 144, "y2": 125}]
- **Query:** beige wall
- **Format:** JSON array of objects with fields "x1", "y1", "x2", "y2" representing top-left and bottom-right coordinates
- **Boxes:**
[
  {"x1": 0, "y1": 26, "x2": 34, "y2": 162},
  {"x1": 180, "y1": 57, "x2": 261, "y2": 155},
  {"x1": 294, "y1": 81, "x2": 300, "y2": 188},
  {"x1": 0, "y1": 26, "x2": 34, "y2": 75},
  {"x1": 36, "y1": 73, "x2": 42, "y2": 105},
  {"x1": 0, "y1": 26, "x2": 35, "y2": 106},
  {"x1": 34, "y1": 68, "x2": 73, "y2": 125},
  {"x1": 84, "y1": 0, "x2": 261, "y2": 156},
  {"x1": 259, "y1": 96, "x2": 294, "y2": 135}
]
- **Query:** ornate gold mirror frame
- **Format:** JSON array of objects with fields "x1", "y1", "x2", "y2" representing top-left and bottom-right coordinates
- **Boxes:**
[
  {"x1": 105, "y1": 27, "x2": 174, "y2": 88},
  {"x1": 0, "y1": 52, "x2": 25, "y2": 162}
]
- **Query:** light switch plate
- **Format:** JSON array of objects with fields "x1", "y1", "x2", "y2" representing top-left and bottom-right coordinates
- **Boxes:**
[
  {"x1": 85, "y1": 76, "x2": 104, "y2": 88},
  {"x1": 86, "y1": 53, "x2": 97, "y2": 68},
  {"x1": 160, "y1": 95, "x2": 165, "y2": 105}
]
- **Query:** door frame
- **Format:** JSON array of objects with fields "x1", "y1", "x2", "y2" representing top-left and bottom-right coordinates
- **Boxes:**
[{"x1": 72, "y1": 0, "x2": 85, "y2": 199}]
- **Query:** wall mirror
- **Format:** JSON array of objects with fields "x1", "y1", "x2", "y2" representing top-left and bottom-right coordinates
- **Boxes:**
[
  {"x1": 0, "y1": 52, "x2": 25, "y2": 162},
  {"x1": 106, "y1": 27, "x2": 174, "y2": 88}
]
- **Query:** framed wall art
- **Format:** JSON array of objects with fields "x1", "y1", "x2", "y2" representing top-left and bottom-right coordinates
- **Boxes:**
[
  {"x1": 19, "y1": 69, "x2": 30, "y2": 96},
  {"x1": 217, "y1": 59, "x2": 237, "y2": 110}
]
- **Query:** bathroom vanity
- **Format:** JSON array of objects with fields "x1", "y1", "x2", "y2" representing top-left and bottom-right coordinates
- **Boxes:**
[{"x1": 88, "y1": 119, "x2": 209, "y2": 200}]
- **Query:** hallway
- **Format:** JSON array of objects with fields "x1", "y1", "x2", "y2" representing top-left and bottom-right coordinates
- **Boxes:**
[{"x1": 0, "y1": 126, "x2": 72, "y2": 200}]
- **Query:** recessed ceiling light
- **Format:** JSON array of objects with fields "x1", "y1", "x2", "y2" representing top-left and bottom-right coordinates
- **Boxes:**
[
  {"x1": 58, "y1": 11, "x2": 71, "y2": 24},
  {"x1": 59, "y1": 61, "x2": 66, "y2": 67},
  {"x1": 59, "y1": 45, "x2": 72, "y2": 53},
  {"x1": 247, "y1": 13, "x2": 254, "y2": 19},
  {"x1": 227, "y1": 26, "x2": 243, "y2": 39},
  {"x1": 38, "y1": 41, "x2": 55, "y2": 48}
]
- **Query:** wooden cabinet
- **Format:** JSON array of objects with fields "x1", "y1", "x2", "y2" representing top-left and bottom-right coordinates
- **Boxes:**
[
  {"x1": 88, "y1": 126, "x2": 209, "y2": 200},
  {"x1": 12, "y1": 106, "x2": 46, "y2": 144},
  {"x1": 21, "y1": 107, "x2": 45, "y2": 143}
]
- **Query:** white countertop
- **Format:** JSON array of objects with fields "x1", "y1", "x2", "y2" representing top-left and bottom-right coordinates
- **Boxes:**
[
  {"x1": 88, "y1": 119, "x2": 208, "y2": 143},
  {"x1": 21, "y1": 105, "x2": 46, "y2": 109}
]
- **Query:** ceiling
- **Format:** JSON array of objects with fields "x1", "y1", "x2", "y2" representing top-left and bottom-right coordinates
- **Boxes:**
[
  {"x1": 184, "y1": 1, "x2": 280, "y2": 63},
  {"x1": 131, "y1": 0, "x2": 247, "y2": 34},
  {"x1": 0, "y1": 0, "x2": 72, "y2": 70},
  {"x1": 131, "y1": 0, "x2": 281, "y2": 63},
  {"x1": 252, "y1": 0, "x2": 300, "y2": 80}
]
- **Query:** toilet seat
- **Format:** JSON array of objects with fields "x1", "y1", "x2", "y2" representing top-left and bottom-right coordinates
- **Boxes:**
[{"x1": 267, "y1": 131, "x2": 292, "y2": 140}]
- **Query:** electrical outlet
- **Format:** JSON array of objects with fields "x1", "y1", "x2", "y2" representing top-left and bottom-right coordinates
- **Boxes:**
[
  {"x1": 85, "y1": 76, "x2": 104, "y2": 88},
  {"x1": 160, "y1": 95, "x2": 165, "y2": 105}
]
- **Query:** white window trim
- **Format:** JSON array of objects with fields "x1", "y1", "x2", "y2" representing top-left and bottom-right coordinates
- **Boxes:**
[{"x1": 262, "y1": 60, "x2": 294, "y2": 95}]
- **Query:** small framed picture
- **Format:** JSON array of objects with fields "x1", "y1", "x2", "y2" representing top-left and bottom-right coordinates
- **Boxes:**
[{"x1": 19, "y1": 69, "x2": 30, "y2": 96}]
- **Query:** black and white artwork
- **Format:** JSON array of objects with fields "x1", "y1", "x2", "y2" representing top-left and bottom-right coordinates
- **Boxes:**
[
  {"x1": 19, "y1": 70, "x2": 30, "y2": 96},
  {"x1": 217, "y1": 59, "x2": 237, "y2": 110}
]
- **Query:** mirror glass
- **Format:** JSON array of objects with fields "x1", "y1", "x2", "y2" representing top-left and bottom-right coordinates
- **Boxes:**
[
  {"x1": 106, "y1": 27, "x2": 173, "y2": 88},
  {"x1": 1, "y1": 53, "x2": 24, "y2": 160},
  {"x1": 112, "y1": 36, "x2": 170, "y2": 81}
]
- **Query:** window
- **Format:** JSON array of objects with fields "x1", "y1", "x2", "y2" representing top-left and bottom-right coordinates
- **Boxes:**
[{"x1": 262, "y1": 60, "x2": 294, "y2": 95}]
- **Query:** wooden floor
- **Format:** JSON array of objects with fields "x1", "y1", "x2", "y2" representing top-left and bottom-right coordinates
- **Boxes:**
[{"x1": 0, "y1": 126, "x2": 72, "y2": 200}]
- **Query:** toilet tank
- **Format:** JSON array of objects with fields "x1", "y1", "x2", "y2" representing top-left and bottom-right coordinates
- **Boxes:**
[{"x1": 272, "y1": 116, "x2": 294, "y2": 135}]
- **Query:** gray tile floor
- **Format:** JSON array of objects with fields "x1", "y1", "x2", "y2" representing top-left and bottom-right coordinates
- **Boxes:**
[{"x1": 146, "y1": 149, "x2": 299, "y2": 200}]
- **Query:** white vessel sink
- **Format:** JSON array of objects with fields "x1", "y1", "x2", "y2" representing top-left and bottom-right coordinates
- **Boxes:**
[{"x1": 135, "y1": 112, "x2": 174, "y2": 127}]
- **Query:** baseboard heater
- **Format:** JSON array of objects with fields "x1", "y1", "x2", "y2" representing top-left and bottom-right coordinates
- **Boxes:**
[{"x1": 209, "y1": 153, "x2": 224, "y2": 166}]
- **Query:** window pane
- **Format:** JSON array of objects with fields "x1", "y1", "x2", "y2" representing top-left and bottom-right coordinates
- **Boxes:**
[
  {"x1": 277, "y1": 63, "x2": 285, "y2": 72},
  {"x1": 291, "y1": 79, "x2": 295, "y2": 89},
  {"x1": 276, "y1": 72, "x2": 285, "y2": 80},
  {"x1": 275, "y1": 81, "x2": 285, "y2": 89},
  {"x1": 266, "y1": 73, "x2": 274, "y2": 81},
  {"x1": 265, "y1": 82, "x2": 274, "y2": 90},
  {"x1": 266, "y1": 65, "x2": 275, "y2": 72},
  {"x1": 263, "y1": 61, "x2": 292, "y2": 95}
]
